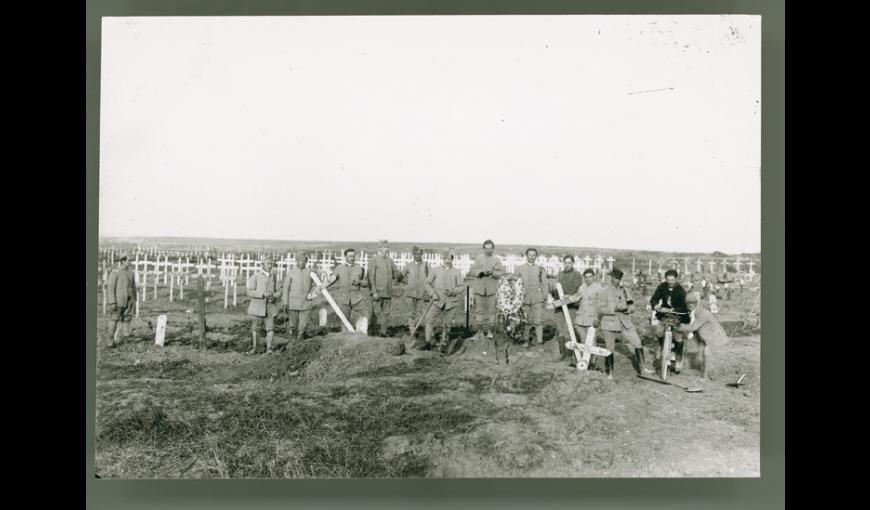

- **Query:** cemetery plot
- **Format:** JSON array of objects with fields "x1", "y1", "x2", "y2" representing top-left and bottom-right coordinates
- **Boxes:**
[{"x1": 95, "y1": 243, "x2": 761, "y2": 479}]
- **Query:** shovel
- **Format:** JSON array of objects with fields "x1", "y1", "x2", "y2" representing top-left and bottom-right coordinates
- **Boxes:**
[
  {"x1": 405, "y1": 299, "x2": 435, "y2": 350},
  {"x1": 636, "y1": 374, "x2": 704, "y2": 393},
  {"x1": 726, "y1": 373, "x2": 747, "y2": 388}
]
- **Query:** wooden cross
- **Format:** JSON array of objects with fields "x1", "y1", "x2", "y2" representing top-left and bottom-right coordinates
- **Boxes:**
[
  {"x1": 594, "y1": 255, "x2": 604, "y2": 269},
  {"x1": 735, "y1": 257, "x2": 742, "y2": 272},
  {"x1": 696, "y1": 259, "x2": 703, "y2": 272},
  {"x1": 556, "y1": 283, "x2": 610, "y2": 370},
  {"x1": 648, "y1": 259, "x2": 652, "y2": 274},
  {"x1": 310, "y1": 272, "x2": 355, "y2": 332},
  {"x1": 632, "y1": 258, "x2": 636, "y2": 274},
  {"x1": 606, "y1": 256, "x2": 615, "y2": 271},
  {"x1": 583, "y1": 255, "x2": 592, "y2": 269},
  {"x1": 708, "y1": 260, "x2": 716, "y2": 273}
]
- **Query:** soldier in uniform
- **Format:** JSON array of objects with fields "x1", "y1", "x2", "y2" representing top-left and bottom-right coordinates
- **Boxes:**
[
  {"x1": 565, "y1": 268, "x2": 603, "y2": 364},
  {"x1": 400, "y1": 246, "x2": 430, "y2": 338},
  {"x1": 246, "y1": 256, "x2": 282, "y2": 354},
  {"x1": 469, "y1": 239, "x2": 504, "y2": 340},
  {"x1": 368, "y1": 240, "x2": 400, "y2": 336},
  {"x1": 550, "y1": 255, "x2": 583, "y2": 358},
  {"x1": 281, "y1": 252, "x2": 317, "y2": 342},
  {"x1": 105, "y1": 253, "x2": 137, "y2": 348},
  {"x1": 677, "y1": 293, "x2": 728, "y2": 379},
  {"x1": 597, "y1": 267, "x2": 652, "y2": 379},
  {"x1": 513, "y1": 247, "x2": 549, "y2": 348},
  {"x1": 332, "y1": 248, "x2": 372, "y2": 333},
  {"x1": 422, "y1": 250, "x2": 466, "y2": 353}
]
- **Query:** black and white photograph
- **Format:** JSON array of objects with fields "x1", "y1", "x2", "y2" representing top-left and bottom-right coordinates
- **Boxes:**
[{"x1": 95, "y1": 14, "x2": 761, "y2": 478}]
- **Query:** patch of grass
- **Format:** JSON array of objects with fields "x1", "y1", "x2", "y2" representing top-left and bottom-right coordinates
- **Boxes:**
[
  {"x1": 356, "y1": 356, "x2": 448, "y2": 378},
  {"x1": 96, "y1": 383, "x2": 476, "y2": 478},
  {"x1": 99, "y1": 359, "x2": 200, "y2": 380}
]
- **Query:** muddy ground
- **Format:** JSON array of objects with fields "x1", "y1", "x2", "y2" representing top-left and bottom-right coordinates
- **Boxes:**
[{"x1": 94, "y1": 284, "x2": 760, "y2": 478}]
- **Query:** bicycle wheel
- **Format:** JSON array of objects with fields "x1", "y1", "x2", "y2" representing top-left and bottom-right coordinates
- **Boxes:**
[{"x1": 660, "y1": 327, "x2": 673, "y2": 381}]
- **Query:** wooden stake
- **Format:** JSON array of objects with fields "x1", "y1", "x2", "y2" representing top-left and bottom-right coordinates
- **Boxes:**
[
  {"x1": 102, "y1": 274, "x2": 107, "y2": 315},
  {"x1": 233, "y1": 280, "x2": 237, "y2": 307},
  {"x1": 197, "y1": 275, "x2": 207, "y2": 350},
  {"x1": 224, "y1": 280, "x2": 229, "y2": 309},
  {"x1": 169, "y1": 273, "x2": 174, "y2": 302}
]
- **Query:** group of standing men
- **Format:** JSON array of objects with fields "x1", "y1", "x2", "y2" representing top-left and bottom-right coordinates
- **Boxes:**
[{"x1": 103, "y1": 240, "x2": 727, "y2": 379}]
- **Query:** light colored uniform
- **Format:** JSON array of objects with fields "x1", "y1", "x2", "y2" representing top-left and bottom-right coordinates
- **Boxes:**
[
  {"x1": 368, "y1": 254, "x2": 399, "y2": 333},
  {"x1": 514, "y1": 262, "x2": 548, "y2": 327},
  {"x1": 678, "y1": 305, "x2": 728, "y2": 348},
  {"x1": 332, "y1": 263, "x2": 371, "y2": 330},
  {"x1": 107, "y1": 266, "x2": 137, "y2": 323},
  {"x1": 597, "y1": 283, "x2": 643, "y2": 350},
  {"x1": 469, "y1": 254, "x2": 505, "y2": 329},
  {"x1": 282, "y1": 266, "x2": 316, "y2": 337},
  {"x1": 572, "y1": 281, "x2": 602, "y2": 341},
  {"x1": 424, "y1": 265, "x2": 465, "y2": 328},
  {"x1": 247, "y1": 269, "x2": 282, "y2": 332},
  {"x1": 401, "y1": 260, "x2": 430, "y2": 329}
]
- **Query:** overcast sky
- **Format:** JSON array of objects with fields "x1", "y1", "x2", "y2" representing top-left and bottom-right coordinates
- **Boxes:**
[{"x1": 99, "y1": 15, "x2": 760, "y2": 253}]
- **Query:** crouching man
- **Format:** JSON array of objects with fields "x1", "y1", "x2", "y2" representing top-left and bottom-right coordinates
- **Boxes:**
[{"x1": 677, "y1": 293, "x2": 728, "y2": 379}]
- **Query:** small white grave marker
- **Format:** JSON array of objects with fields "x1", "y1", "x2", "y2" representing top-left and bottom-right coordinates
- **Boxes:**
[{"x1": 155, "y1": 314, "x2": 167, "y2": 346}]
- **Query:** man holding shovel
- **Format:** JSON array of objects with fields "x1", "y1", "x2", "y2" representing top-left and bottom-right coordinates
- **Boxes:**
[
  {"x1": 400, "y1": 246, "x2": 430, "y2": 342},
  {"x1": 423, "y1": 250, "x2": 466, "y2": 353}
]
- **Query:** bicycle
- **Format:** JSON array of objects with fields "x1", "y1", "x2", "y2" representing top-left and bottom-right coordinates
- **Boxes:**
[{"x1": 653, "y1": 307, "x2": 690, "y2": 381}]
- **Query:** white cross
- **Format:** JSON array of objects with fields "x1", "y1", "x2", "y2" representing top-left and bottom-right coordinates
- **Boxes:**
[
  {"x1": 709, "y1": 260, "x2": 716, "y2": 273},
  {"x1": 696, "y1": 259, "x2": 703, "y2": 272},
  {"x1": 594, "y1": 255, "x2": 603, "y2": 269},
  {"x1": 606, "y1": 256, "x2": 615, "y2": 271},
  {"x1": 735, "y1": 257, "x2": 742, "y2": 272}
]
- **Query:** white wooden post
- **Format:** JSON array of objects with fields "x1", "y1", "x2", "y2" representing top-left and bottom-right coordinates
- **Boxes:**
[
  {"x1": 163, "y1": 256, "x2": 169, "y2": 285},
  {"x1": 169, "y1": 271, "x2": 174, "y2": 302},
  {"x1": 735, "y1": 257, "x2": 743, "y2": 273},
  {"x1": 224, "y1": 279, "x2": 229, "y2": 309},
  {"x1": 648, "y1": 259, "x2": 652, "y2": 274},
  {"x1": 606, "y1": 256, "x2": 615, "y2": 271},
  {"x1": 709, "y1": 260, "x2": 716, "y2": 273},
  {"x1": 233, "y1": 279, "x2": 237, "y2": 307},
  {"x1": 153, "y1": 268, "x2": 158, "y2": 299},
  {"x1": 696, "y1": 259, "x2": 703, "y2": 273},
  {"x1": 583, "y1": 255, "x2": 592, "y2": 270},
  {"x1": 632, "y1": 258, "x2": 636, "y2": 274}
]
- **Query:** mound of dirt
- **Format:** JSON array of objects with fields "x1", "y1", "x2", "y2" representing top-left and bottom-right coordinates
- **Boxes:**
[{"x1": 298, "y1": 332, "x2": 407, "y2": 383}]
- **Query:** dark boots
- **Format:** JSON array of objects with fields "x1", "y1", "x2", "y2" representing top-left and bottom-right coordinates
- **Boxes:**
[{"x1": 673, "y1": 341, "x2": 684, "y2": 372}]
